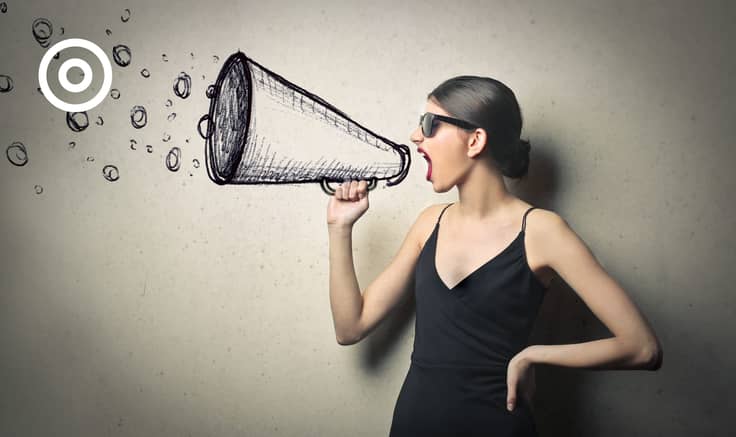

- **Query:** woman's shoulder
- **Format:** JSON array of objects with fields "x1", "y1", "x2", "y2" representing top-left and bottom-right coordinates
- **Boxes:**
[
  {"x1": 409, "y1": 203, "x2": 453, "y2": 249},
  {"x1": 521, "y1": 204, "x2": 566, "y2": 231}
]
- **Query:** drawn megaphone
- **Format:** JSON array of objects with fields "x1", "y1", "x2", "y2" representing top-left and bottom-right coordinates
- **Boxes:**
[{"x1": 198, "y1": 52, "x2": 410, "y2": 195}]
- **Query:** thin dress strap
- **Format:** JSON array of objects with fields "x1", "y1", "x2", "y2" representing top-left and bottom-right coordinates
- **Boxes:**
[
  {"x1": 437, "y1": 202, "x2": 454, "y2": 225},
  {"x1": 521, "y1": 206, "x2": 537, "y2": 232}
]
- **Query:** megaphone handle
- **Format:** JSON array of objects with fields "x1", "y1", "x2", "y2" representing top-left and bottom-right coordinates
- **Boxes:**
[{"x1": 321, "y1": 178, "x2": 377, "y2": 196}]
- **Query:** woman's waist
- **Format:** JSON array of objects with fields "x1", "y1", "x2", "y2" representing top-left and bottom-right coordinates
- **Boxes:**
[{"x1": 410, "y1": 354, "x2": 509, "y2": 372}]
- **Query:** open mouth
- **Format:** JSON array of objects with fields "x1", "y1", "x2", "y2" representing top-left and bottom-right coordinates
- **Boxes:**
[{"x1": 417, "y1": 148, "x2": 431, "y2": 180}]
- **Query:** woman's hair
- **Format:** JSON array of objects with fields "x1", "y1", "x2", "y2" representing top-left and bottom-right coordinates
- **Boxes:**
[{"x1": 428, "y1": 75, "x2": 531, "y2": 180}]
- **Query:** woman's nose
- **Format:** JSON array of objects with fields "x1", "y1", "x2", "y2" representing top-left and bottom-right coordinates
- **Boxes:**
[{"x1": 410, "y1": 126, "x2": 423, "y2": 144}]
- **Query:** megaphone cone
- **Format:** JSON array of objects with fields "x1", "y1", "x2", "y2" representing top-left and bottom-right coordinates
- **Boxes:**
[{"x1": 199, "y1": 52, "x2": 410, "y2": 195}]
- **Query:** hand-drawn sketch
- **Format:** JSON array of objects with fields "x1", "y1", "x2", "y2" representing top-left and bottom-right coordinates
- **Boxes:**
[
  {"x1": 199, "y1": 51, "x2": 410, "y2": 195},
  {"x1": 102, "y1": 164, "x2": 120, "y2": 181},
  {"x1": 173, "y1": 72, "x2": 192, "y2": 99},
  {"x1": 66, "y1": 111, "x2": 90, "y2": 132},
  {"x1": 0, "y1": 74, "x2": 13, "y2": 93},
  {"x1": 6, "y1": 141, "x2": 28, "y2": 167},
  {"x1": 166, "y1": 147, "x2": 181, "y2": 172},
  {"x1": 32, "y1": 18, "x2": 53, "y2": 48},
  {"x1": 112, "y1": 44, "x2": 131, "y2": 67},
  {"x1": 130, "y1": 105, "x2": 147, "y2": 129}
]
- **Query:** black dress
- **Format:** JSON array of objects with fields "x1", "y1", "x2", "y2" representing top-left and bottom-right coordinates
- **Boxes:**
[{"x1": 389, "y1": 203, "x2": 547, "y2": 437}]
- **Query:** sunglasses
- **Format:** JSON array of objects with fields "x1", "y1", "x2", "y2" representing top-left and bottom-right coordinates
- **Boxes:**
[{"x1": 419, "y1": 112, "x2": 479, "y2": 138}]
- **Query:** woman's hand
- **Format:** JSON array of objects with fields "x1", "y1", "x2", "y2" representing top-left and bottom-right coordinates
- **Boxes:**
[
  {"x1": 506, "y1": 348, "x2": 536, "y2": 412},
  {"x1": 327, "y1": 180, "x2": 370, "y2": 227}
]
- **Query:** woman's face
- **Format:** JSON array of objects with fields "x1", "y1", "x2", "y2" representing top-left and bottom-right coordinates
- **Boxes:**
[{"x1": 410, "y1": 99, "x2": 474, "y2": 192}]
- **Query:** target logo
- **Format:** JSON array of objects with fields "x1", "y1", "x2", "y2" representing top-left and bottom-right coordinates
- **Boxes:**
[{"x1": 37, "y1": 38, "x2": 112, "y2": 112}]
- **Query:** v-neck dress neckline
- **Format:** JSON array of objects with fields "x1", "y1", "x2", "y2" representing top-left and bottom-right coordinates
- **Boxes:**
[{"x1": 432, "y1": 221, "x2": 524, "y2": 292}]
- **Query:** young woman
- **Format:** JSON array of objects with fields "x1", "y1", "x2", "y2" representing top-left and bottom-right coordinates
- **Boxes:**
[{"x1": 326, "y1": 76, "x2": 663, "y2": 436}]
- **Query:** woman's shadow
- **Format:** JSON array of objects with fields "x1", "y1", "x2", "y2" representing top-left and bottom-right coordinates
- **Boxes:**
[{"x1": 354, "y1": 141, "x2": 608, "y2": 436}]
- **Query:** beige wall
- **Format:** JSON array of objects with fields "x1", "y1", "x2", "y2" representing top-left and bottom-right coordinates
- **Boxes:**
[{"x1": 1, "y1": 0, "x2": 733, "y2": 435}]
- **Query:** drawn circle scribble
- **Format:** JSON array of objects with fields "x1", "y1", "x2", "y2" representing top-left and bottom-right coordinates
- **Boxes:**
[
  {"x1": 68, "y1": 141, "x2": 76, "y2": 149},
  {"x1": 121, "y1": 8, "x2": 131, "y2": 23},
  {"x1": 106, "y1": 29, "x2": 112, "y2": 36},
  {"x1": 38, "y1": 38, "x2": 113, "y2": 112},
  {"x1": 103, "y1": 164, "x2": 120, "y2": 182},
  {"x1": 32, "y1": 18, "x2": 53, "y2": 48},
  {"x1": 35, "y1": 184, "x2": 43, "y2": 194},
  {"x1": 205, "y1": 84, "x2": 217, "y2": 99},
  {"x1": 167, "y1": 112, "x2": 176, "y2": 122},
  {"x1": 129, "y1": 139, "x2": 137, "y2": 150},
  {"x1": 110, "y1": 88, "x2": 120, "y2": 99},
  {"x1": 162, "y1": 133, "x2": 171, "y2": 142},
  {"x1": 213, "y1": 55, "x2": 219, "y2": 63},
  {"x1": 166, "y1": 147, "x2": 181, "y2": 172},
  {"x1": 7, "y1": 142, "x2": 28, "y2": 166},
  {"x1": 165, "y1": 99, "x2": 172, "y2": 107},
  {"x1": 146, "y1": 145, "x2": 153, "y2": 153},
  {"x1": 112, "y1": 45, "x2": 132, "y2": 67},
  {"x1": 1, "y1": 2, "x2": 7, "y2": 14},
  {"x1": 141, "y1": 68, "x2": 150, "y2": 78},
  {"x1": 130, "y1": 105, "x2": 147, "y2": 129},
  {"x1": 95, "y1": 116, "x2": 104, "y2": 126},
  {"x1": 173, "y1": 72, "x2": 192, "y2": 99},
  {"x1": 192, "y1": 158, "x2": 200, "y2": 169},
  {"x1": 0, "y1": 74, "x2": 13, "y2": 93},
  {"x1": 197, "y1": 114, "x2": 212, "y2": 139},
  {"x1": 66, "y1": 111, "x2": 89, "y2": 132}
]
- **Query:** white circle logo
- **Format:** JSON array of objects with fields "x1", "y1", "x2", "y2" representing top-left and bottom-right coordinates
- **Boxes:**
[{"x1": 38, "y1": 38, "x2": 113, "y2": 112}]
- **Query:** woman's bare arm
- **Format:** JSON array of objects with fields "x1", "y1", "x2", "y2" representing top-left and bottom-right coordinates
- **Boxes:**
[
  {"x1": 329, "y1": 205, "x2": 438, "y2": 345},
  {"x1": 523, "y1": 210, "x2": 663, "y2": 370}
]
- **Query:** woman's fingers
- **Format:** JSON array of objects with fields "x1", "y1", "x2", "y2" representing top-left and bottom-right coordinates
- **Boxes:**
[{"x1": 332, "y1": 180, "x2": 369, "y2": 200}]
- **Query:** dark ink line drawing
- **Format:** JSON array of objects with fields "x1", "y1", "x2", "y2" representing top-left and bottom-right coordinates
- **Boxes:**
[
  {"x1": 173, "y1": 72, "x2": 192, "y2": 99},
  {"x1": 166, "y1": 147, "x2": 181, "y2": 172},
  {"x1": 66, "y1": 111, "x2": 89, "y2": 132},
  {"x1": 95, "y1": 116, "x2": 104, "y2": 126},
  {"x1": 102, "y1": 164, "x2": 120, "y2": 181},
  {"x1": 162, "y1": 133, "x2": 171, "y2": 142},
  {"x1": 112, "y1": 44, "x2": 132, "y2": 67},
  {"x1": 199, "y1": 51, "x2": 410, "y2": 194},
  {"x1": 141, "y1": 68, "x2": 150, "y2": 78},
  {"x1": 110, "y1": 88, "x2": 121, "y2": 99},
  {"x1": 193, "y1": 159, "x2": 200, "y2": 168},
  {"x1": 68, "y1": 141, "x2": 76, "y2": 149},
  {"x1": 146, "y1": 145, "x2": 153, "y2": 153},
  {"x1": 167, "y1": 113, "x2": 176, "y2": 122},
  {"x1": 130, "y1": 105, "x2": 147, "y2": 129},
  {"x1": 1, "y1": 3, "x2": 7, "y2": 14},
  {"x1": 162, "y1": 53, "x2": 168, "y2": 62},
  {"x1": 165, "y1": 98, "x2": 173, "y2": 107},
  {"x1": 0, "y1": 74, "x2": 13, "y2": 93},
  {"x1": 130, "y1": 139, "x2": 137, "y2": 150},
  {"x1": 34, "y1": 184, "x2": 43, "y2": 194},
  {"x1": 121, "y1": 8, "x2": 131, "y2": 23},
  {"x1": 7, "y1": 142, "x2": 28, "y2": 166},
  {"x1": 106, "y1": 29, "x2": 112, "y2": 36},
  {"x1": 32, "y1": 18, "x2": 53, "y2": 48}
]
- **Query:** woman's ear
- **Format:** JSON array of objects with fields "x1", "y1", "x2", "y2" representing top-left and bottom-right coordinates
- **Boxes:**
[{"x1": 467, "y1": 128, "x2": 488, "y2": 158}]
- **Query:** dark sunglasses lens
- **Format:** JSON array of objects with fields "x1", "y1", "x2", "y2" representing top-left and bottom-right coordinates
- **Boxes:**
[{"x1": 421, "y1": 114, "x2": 436, "y2": 137}]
